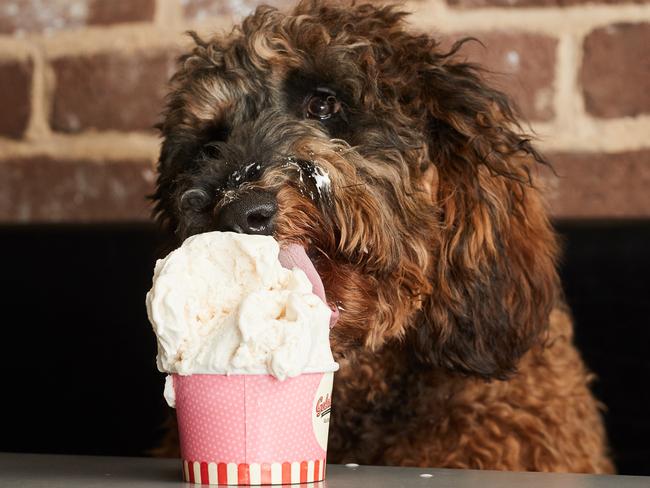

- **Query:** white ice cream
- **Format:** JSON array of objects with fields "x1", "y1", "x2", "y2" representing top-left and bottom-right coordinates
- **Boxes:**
[{"x1": 146, "y1": 232, "x2": 338, "y2": 396}]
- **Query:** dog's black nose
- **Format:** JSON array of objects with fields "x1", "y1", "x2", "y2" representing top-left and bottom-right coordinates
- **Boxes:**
[{"x1": 214, "y1": 191, "x2": 277, "y2": 235}]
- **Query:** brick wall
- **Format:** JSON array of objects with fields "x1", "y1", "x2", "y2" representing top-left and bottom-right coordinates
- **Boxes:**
[{"x1": 0, "y1": 0, "x2": 648, "y2": 222}]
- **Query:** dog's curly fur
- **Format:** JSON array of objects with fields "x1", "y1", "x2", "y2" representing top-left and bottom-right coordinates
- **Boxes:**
[{"x1": 152, "y1": 0, "x2": 613, "y2": 472}]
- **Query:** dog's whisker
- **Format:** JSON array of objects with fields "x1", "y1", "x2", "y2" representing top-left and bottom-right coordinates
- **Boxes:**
[{"x1": 314, "y1": 245, "x2": 333, "y2": 262}]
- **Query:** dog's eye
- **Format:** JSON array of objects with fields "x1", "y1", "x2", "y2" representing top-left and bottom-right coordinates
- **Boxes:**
[{"x1": 305, "y1": 89, "x2": 341, "y2": 121}]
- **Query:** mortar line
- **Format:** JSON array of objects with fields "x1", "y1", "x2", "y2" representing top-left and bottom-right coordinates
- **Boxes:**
[
  {"x1": 0, "y1": 132, "x2": 160, "y2": 162},
  {"x1": 548, "y1": 32, "x2": 580, "y2": 142},
  {"x1": 405, "y1": 0, "x2": 650, "y2": 36},
  {"x1": 23, "y1": 40, "x2": 53, "y2": 142},
  {"x1": 155, "y1": 0, "x2": 184, "y2": 30}
]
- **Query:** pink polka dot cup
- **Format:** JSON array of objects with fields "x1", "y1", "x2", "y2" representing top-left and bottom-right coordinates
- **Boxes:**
[{"x1": 173, "y1": 372, "x2": 334, "y2": 485}]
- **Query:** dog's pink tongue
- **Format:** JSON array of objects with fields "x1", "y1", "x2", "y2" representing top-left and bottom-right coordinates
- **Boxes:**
[{"x1": 278, "y1": 244, "x2": 339, "y2": 328}]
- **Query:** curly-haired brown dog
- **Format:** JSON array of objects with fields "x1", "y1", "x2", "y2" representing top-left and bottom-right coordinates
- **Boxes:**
[{"x1": 152, "y1": 0, "x2": 613, "y2": 473}]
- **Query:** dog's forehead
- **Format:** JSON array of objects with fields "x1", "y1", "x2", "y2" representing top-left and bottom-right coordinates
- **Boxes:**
[{"x1": 183, "y1": 14, "x2": 382, "y2": 123}]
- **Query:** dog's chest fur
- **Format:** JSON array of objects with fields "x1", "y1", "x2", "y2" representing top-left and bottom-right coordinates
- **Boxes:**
[{"x1": 326, "y1": 308, "x2": 613, "y2": 472}]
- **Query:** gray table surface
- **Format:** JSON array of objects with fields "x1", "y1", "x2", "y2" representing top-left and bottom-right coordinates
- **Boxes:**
[{"x1": 0, "y1": 452, "x2": 648, "y2": 487}]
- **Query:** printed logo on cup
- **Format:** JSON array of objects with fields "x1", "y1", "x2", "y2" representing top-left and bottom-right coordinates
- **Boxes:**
[{"x1": 311, "y1": 372, "x2": 334, "y2": 451}]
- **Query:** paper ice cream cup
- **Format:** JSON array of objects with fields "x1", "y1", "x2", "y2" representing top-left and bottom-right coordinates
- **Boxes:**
[{"x1": 173, "y1": 371, "x2": 334, "y2": 485}]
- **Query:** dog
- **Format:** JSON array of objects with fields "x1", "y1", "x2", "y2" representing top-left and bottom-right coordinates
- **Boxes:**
[{"x1": 152, "y1": 0, "x2": 613, "y2": 472}]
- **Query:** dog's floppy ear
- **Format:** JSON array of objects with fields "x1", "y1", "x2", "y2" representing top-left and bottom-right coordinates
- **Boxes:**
[{"x1": 410, "y1": 40, "x2": 560, "y2": 380}]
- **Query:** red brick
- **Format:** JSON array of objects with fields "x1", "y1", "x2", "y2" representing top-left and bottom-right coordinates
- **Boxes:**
[
  {"x1": 182, "y1": 0, "x2": 295, "y2": 20},
  {"x1": 0, "y1": 157, "x2": 156, "y2": 222},
  {"x1": 542, "y1": 150, "x2": 650, "y2": 218},
  {"x1": 87, "y1": 0, "x2": 156, "y2": 26},
  {"x1": 50, "y1": 50, "x2": 177, "y2": 133},
  {"x1": 580, "y1": 23, "x2": 650, "y2": 118},
  {"x1": 0, "y1": 0, "x2": 155, "y2": 35},
  {"x1": 447, "y1": 0, "x2": 647, "y2": 7},
  {"x1": 445, "y1": 32, "x2": 557, "y2": 121},
  {"x1": 0, "y1": 58, "x2": 32, "y2": 138}
]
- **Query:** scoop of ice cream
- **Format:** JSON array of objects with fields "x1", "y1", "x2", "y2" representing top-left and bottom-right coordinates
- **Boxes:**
[
  {"x1": 146, "y1": 231, "x2": 338, "y2": 383},
  {"x1": 163, "y1": 375, "x2": 176, "y2": 408}
]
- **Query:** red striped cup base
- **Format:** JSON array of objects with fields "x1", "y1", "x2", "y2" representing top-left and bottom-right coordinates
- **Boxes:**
[{"x1": 183, "y1": 459, "x2": 327, "y2": 485}]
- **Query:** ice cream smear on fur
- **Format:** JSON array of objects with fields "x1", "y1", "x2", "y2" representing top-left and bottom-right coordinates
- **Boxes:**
[{"x1": 146, "y1": 231, "x2": 338, "y2": 407}]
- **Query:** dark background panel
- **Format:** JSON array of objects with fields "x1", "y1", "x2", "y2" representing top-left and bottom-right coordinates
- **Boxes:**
[
  {"x1": 556, "y1": 221, "x2": 650, "y2": 475},
  {"x1": 0, "y1": 224, "x2": 169, "y2": 457},
  {"x1": 0, "y1": 222, "x2": 648, "y2": 474}
]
